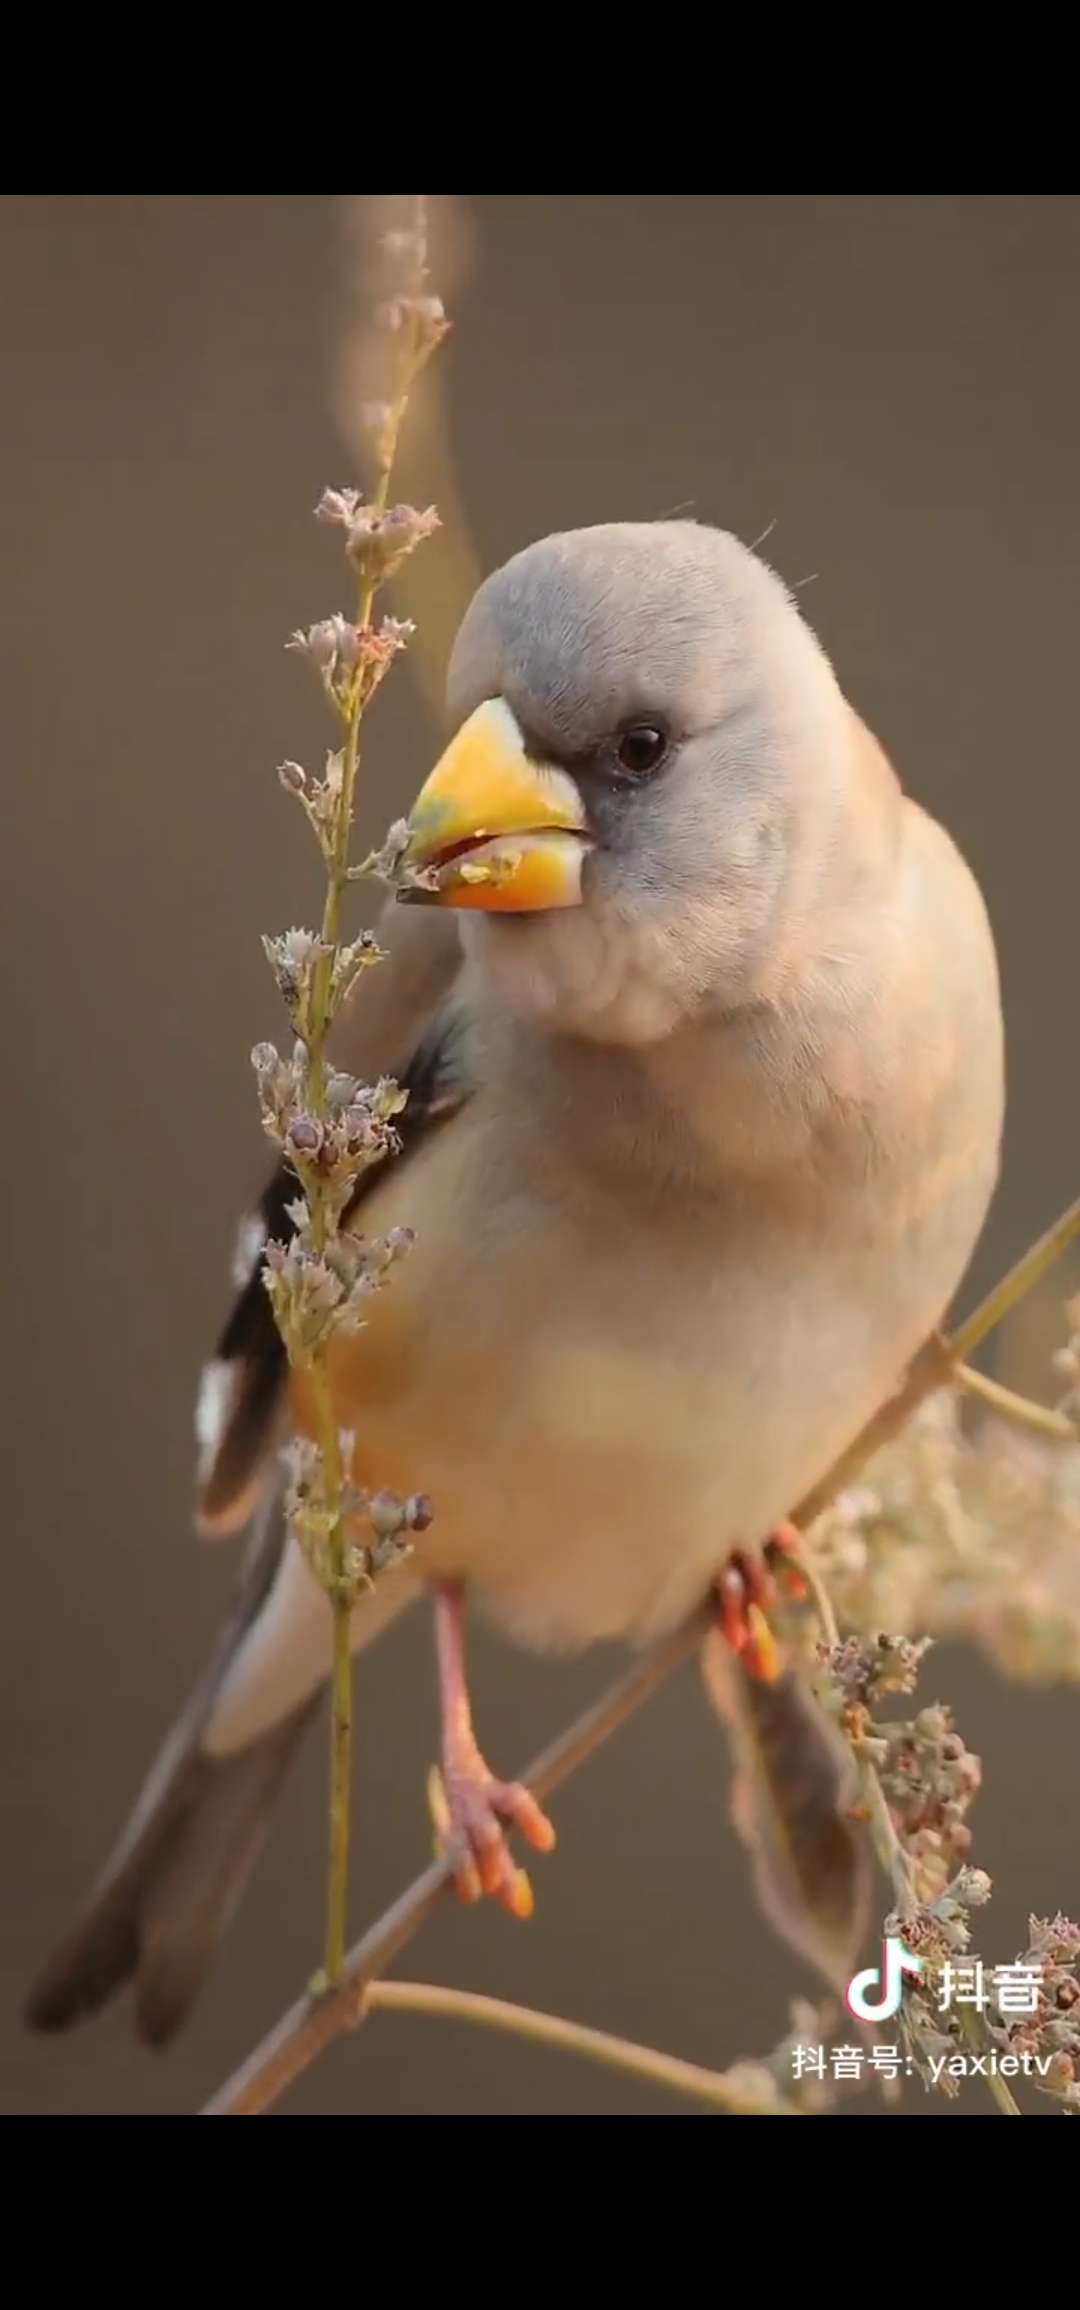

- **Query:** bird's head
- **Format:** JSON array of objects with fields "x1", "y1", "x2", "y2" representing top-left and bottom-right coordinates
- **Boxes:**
[{"x1": 396, "y1": 520, "x2": 873, "y2": 1045}]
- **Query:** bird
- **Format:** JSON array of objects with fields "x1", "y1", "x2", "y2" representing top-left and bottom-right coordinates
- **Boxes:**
[{"x1": 25, "y1": 518, "x2": 1005, "y2": 2047}]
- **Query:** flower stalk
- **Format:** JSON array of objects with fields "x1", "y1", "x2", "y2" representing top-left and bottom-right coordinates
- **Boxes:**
[{"x1": 254, "y1": 199, "x2": 448, "y2": 1988}]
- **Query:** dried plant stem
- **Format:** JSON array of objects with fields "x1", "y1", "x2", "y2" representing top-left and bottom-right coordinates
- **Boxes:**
[
  {"x1": 308, "y1": 499, "x2": 390, "y2": 1985},
  {"x1": 807, "y1": 1595, "x2": 1026, "y2": 2117},
  {"x1": 258, "y1": 201, "x2": 449, "y2": 1993},
  {"x1": 949, "y1": 1193, "x2": 1080, "y2": 1361},
  {"x1": 325, "y1": 1613, "x2": 353, "y2": 1982},
  {"x1": 800, "y1": 1537, "x2": 1023, "y2": 2114},
  {"x1": 858, "y1": 1757, "x2": 916, "y2": 1911},
  {"x1": 857, "y1": 1765, "x2": 1021, "y2": 2115},
  {"x1": 363, "y1": 1980, "x2": 800, "y2": 2113},
  {"x1": 955, "y1": 1362, "x2": 1076, "y2": 1440},
  {"x1": 303, "y1": 491, "x2": 390, "y2": 1985},
  {"x1": 314, "y1": 1383, "x2": 352, "y2": 1984}
]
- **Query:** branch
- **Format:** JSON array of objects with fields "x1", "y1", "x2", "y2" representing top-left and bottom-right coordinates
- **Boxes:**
[
  {"x1": 363, "y1": 1980, "x2": 800, "y2": 2114},
  {"x1": 202, "y1": 1191, "x2": 1080, "y2": 2115}
]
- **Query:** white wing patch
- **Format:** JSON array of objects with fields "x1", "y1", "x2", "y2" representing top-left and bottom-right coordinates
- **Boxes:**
[
  {"x1": 231, "y1": 1211, "x2": 268, "y2": 1289},
  {"x1": 194, "y1": 1358, "x2": 235, "y2": 1480}
]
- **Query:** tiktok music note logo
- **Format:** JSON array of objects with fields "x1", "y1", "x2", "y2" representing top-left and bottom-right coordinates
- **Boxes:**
[{"x1": 845, "y1": 1935, "x2": 923, "y2": 2022}]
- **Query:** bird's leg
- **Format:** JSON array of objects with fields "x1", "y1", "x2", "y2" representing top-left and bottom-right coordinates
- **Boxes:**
[
  {"x1": 714, "y1": 1520, "x2": 810, "y2": 1683},
  {"x1": 426, "y1": 1580, "x2": 556, "y2": 1918}
]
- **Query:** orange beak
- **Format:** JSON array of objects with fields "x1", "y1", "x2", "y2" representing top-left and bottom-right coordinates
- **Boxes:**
[{"x1": 396, "y1": 698, "x2": 592, "y2": 912}]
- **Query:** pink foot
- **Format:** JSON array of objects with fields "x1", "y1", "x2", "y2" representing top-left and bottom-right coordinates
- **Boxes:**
[
  {"x1": 428, "y1": 1581, "x2": 556, "y2": 1917},
  {"x1": 428, "y1": 1756, "x2": 555, "y2": 1918}
]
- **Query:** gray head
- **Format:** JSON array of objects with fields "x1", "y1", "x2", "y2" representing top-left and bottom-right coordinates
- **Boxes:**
[{"x1": 399, "y1": 520, "x2": 875, "y2": 1045}]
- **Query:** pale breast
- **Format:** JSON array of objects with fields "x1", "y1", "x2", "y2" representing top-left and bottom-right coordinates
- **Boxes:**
[{"x1": 297, "y1": 1128, "x2": 961, "y2": 1654}]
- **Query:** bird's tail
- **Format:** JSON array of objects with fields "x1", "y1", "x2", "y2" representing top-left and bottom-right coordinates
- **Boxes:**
[
  {"x1": 24, "y1": 1699, "x2": 320, "y2": 2047},
  {"x1": 24, "y1": 1486, "x2": 417, "y2": 2046}
]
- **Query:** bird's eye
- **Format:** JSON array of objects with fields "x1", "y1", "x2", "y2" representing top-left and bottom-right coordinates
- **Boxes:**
[{"x1": 614, "y1": 724, "x2": 668, "y2": 779}]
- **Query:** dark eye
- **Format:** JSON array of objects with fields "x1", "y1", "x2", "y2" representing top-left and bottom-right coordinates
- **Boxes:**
[{"x1": 615, "y1": 724, "x2": 669, "y2": 779}]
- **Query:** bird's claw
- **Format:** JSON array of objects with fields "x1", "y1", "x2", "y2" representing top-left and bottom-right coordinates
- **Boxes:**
[
  {"x1": 427, "y1": 1758, "x2": 556, "y2": 1918},
  {"x1": 716, "y1": 1523, "x2": 810, "y2": 1682}
]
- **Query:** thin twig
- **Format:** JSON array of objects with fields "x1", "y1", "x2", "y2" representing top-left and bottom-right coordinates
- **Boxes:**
[
  {"x1": 857, "y1": 1756, "x2": 917, "y2": 1911},
  {"x1": 203, "y1": 1191, "x2": 1080, "y2": 2115},
  {"x1": 955, "y1": 1362, "x2": 1076, "y2": 1441},
  {"x1": 310, "y1": 276, "x2": 419, "y2": 1988},
  {"x1": 948, "y1": 1194, "x2": 1080, "y2": 1362},
  {"x1": 261, "y1": 200, "x2": 449, "y2": 1993},
  {"x1": 363, "y1": 1980, "x2": 800, "y2": 2113}
]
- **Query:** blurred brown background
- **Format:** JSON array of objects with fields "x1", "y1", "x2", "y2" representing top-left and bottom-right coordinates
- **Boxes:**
[{"x1": 2, "y1": 194, "x2": 1078, "y2": 2117}]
